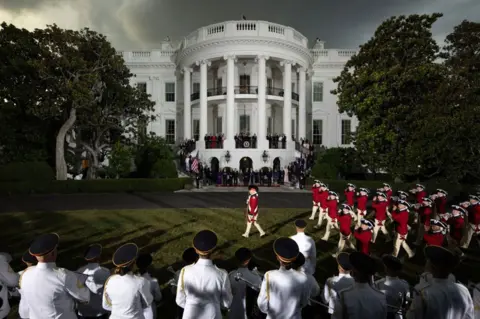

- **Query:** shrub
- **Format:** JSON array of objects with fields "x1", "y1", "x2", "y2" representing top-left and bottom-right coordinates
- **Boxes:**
[
  {"x1": 150, "y1": 159, "x2": 178, "y2": 178},
  {"x1": 0, "y1": 162, "x2": 54, "y2": 182}
]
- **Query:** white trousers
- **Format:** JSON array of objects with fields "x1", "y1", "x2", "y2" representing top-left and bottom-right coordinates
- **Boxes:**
[
  {"x1": 243, "y1": 220, "x2": 265, "y2": 237},
  {"x1": 372, "y1": 219, "x2": 390, "y2": 243},
  {"x1": 356, "y1": 209, "x2": 366, "y2": 226},
  {"x1": 338, "y1": 233, "x2": 355, "y2": 251},
  {"x1": 393, "y1": 233, "x2": 414, "y2": 258},
  {"x1": 462, "y1": 223, "x2": 480, "y2": 248},
  {"x1": 316, "y1": 209, "x2": 328, "y2": 227},
  {"x1": 310, "y1": 201, "x2": 321, "y2": 219},
  {"x1": 322, "y1": 215, "x2": 339, "y2": 240}
]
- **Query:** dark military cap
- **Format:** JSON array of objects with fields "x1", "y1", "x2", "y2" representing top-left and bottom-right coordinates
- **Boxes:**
[
  {"x1": 359, "y1": 188, "x2": 370, "y2": 193},
  {"x1": 430, "y1": 219, "x2": 447, "y2": 229},
  {"x1": 273, "y1": 237, "x2": 299, "y2": 263},
  {"x1": 292, "y1": 252, "x2": 306, "y2": 269},
  {"x1": 416, "y1": 184, "x2": 425, "y2": 189},
  {"x1": 29, "y1": 233, "x2": 60, "y2": 257},
  {"x1": 397, "y1": 190, "x2": 409, "y2": 197},
  {"x1": 294, "y1": 219, "x2": 307, "y2": 229},
  {"x1": 336, "y1": 252, "x2": 352, "y2": 271},
  {"x1": 349, "y1": 251, "x2": 377, "y2": 275},
  {"x1": 452, "y1": 205, "x2": 467, "y2": 215},
  {"x1": 422, "y1": 197, "x2": 433, "y2": 204},
  {"x1": 376, "y1": 192, "x2": 387, "y2": 198},
  {"x1": 235, "y1": 247, "x2": 253, "y2": 263},
  {"x1": 112, "y1": 243, "x2": 138, "y2": 267},
  {"x1": 383, "y1": 183, "x2": 391, "y2": 189},
  {"x1": 361, "y1": 219, "x2": 374, "y2": 229},
  {"x1": 436, "y1": 189, "x2": 448, "y2": 196},
  {"x1": 341, "y1": 203, "x2": 353, "y2": 211},
  {"x1": 136, "y1": 253, "x2": 153, "y2": 269},
  {"x1": 248, "y1": 185, "x2": 258, "y2": 192},
  {"x1": 328, "y1": 191, "x2": 339, "y2": 197},
  {"x1": 193, "y1": 230, "x2": 218, "y2": 255},
  {"x1": 397, "y1": 200, "x2": 411, "y2": 208},
  {"x1": 382, "y1": 255, "x2": 403, "y2": 272},
  {"x1": 84, "y1": 244, "x2": 102, "y2": 261},
  {"x1": 469, "y1": 195, "x2": 480, "y2": 201},
  {"x1": 22, "y1": 250, "x2": 37, "y2": 264},
  {"x1": 424, "y1": 245, "x2": 459, "y2": 269},
  {"x1": 182, "y1": 247, "x2": 198, "y2": 264},
  {"x1": 347, "y1": 183, "x2": 356, "y2": 188}
]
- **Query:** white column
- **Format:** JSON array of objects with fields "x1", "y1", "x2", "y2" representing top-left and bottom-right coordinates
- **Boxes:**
[
  {"x1": 196, "y1": 60, "x2": 211, "y2": 141},
  {"x1": 281, "y1": 60, "x2": 293, "y2": 140},
  {"x1": 223, "y1": 55, "x2": 237, "y2": 149},
  {"x1": 182, "y1": 67, "x2": 192, "y2": 139},
  {"x1": 298, "y1": 67, "x2": 306, "y2": 140},
  {"x1": 256, "y1": 55, "x2": 269, "y2": 149}
]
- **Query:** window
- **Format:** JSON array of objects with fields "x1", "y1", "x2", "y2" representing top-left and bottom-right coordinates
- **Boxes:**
[
  {"x1": 239, "y1": 115, "x2": 250, "y2": 133},
  {"x1": 193, "y1": 119, "x2": 200, "y2": 141},
  {"x1": 192, "y1": 82, "x2": 200, "y2": 93},
  {"x1": 215, "y1": 117, "x2": 223, "y2": 134},
  {"x1": 313, "y1": 82, "x2": 323, "y2": 102},
  {"x1": 165, "y1": 82, "x2": 175, "y2": 102},
  {"x1": 165, "y1": 120, "x2": 175, "y2": 144},
  {"x1": 216, "y1": 79, "x2": 222, "y2": 89},
  {"x1": 137, "y1": 118, "x2": 148, "y2": 141},
  {"x1": 215, "y1": 79, "x2": 222, "y2": 95},
  {"x1": 341, "y1": 119, "x2": 352, "y2": 145},
  {"x1": 267, "y1": 117, "x2": 272, "y2": 134},
  {"x1": 292, "y1": 82, "x2": 295, "y2": 93},
  {"x1": 267, "y1": 78, "x2": 273, "y2": 95},
  {"x1": 291, "y1": 119, "x2": 295, "y2": 138},
  {"x1": 239, "y1": 75, "x2": 250, "y2": 93},
  {"x1": 137, "y1": 82, "x2": 147, "y2": 93},
  {"x1": 312, "y1": 120, "x2": 323, "y2": 145}
]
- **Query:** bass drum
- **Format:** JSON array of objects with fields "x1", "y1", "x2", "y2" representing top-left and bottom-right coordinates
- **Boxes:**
[{"x1": 245, "y1": 286, "x2": 266, "y2": 319}]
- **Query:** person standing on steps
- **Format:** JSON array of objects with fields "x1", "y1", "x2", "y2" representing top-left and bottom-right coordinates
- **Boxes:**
[{"x1": 242, "y1": 185, "x2": 266, "y2": 238}]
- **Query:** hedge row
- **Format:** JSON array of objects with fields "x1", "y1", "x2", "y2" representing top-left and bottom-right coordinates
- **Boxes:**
[{"x1": 0, "y1": 178, "x2": 193, "y2": 195}]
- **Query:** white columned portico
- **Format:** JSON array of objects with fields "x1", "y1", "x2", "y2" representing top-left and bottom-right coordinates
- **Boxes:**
[
  {"x1": 196, "y1": 60, "x2": 211, "y2": 141},
  {"x1": 224, "y1": 54, "x2": 237, "y2": 149},
  {"x1": 281, "y1": 60, "x2": 293, "y2": 140},
  {"x1": 182, "y1": 67, "x2": 192, "y2": 139},
  {"x1": 298, "y1": 67, "x2": 306, "y2": 140},
  {"x1": 256, "y1": 55, "x2": 269, "y2": 149}
]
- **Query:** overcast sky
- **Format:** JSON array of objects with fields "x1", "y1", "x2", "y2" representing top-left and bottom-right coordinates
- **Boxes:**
[{"x1": 0, "y1": 0, "x2": 477, "y2": 50}]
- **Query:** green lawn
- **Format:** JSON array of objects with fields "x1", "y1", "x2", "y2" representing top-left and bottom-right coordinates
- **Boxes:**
[{"x1": 2, "y1": 208, "x2": 479, "y2": 318}]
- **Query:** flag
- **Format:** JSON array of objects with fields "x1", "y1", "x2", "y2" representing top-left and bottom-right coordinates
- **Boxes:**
[{"x1": 191, "y1": 156, "x2": 199, "y2": 173}]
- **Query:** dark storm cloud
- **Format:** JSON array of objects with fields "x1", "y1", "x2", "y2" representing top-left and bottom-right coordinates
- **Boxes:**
[{"x1": 1, "y1": 0, "x2": 478, "y2": 49}]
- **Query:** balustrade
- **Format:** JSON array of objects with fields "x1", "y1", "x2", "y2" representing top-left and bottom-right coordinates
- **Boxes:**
[{"x1": 190, "y1": 86, "x2": 299, "y2": 101}]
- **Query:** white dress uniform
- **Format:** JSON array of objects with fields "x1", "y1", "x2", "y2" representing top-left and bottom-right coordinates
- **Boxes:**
[
  {"x1": 141, "y1": 272, "x2": 162, "y2": 319},
  {"x1": 299, "y1": 267, "x2": 320, "y2": 300},
  {"x1": 257, "y1": 267, "x2": 309, "y2": 319},
  {"x1": 0, "y1": 256, "x2": 19, "y2": 319},
  {"x1": 176, "y1": 259, "x2": 233, "y2": 319},
  {"x1": 375, "y1": 276, "x2": 410, "y2": 319},
  {"x1": 406, "y1": 278, "x2": 473, "y2": 319},
  {"x1": 76, "y1": 263, "x2": 111, "y2": 318},
  {"x1": 472, "y1": 283, "x2": 480, "y2": 319},
  {"x1": 332, "y1": 282, "x2": 387, "y2": 319},
  {"x1": 228, "y1": 266, "x2": 262, "y2": 319},
  {"x1": 102, "y1": 272, "x2": 154, "y2": 319},
  {"x1": 17, "y1": 268, "x2": 33, "y2": 319},
  {"x1": 290, "y1": 232, "x2": 317, "y2": 275},
  {"x1": 20, "y1": 262, "x2": 90, "y2": 319},
  {"x1": 323, "y1": 273, "x2": 355, "y2": 314}
]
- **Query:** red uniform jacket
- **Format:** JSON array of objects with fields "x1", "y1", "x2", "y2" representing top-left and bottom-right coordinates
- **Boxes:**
[
  {"x1": 357, "y1": 195, "x2": 368, "y2": 211},
  {"x1": 468, "y1": 203, "x2": 480, "y2": 225},
  {"x1": 319, "y1": 191, "x2": 329, "y2": 209},
  {"x1": 392, "y1": 209, "x2": 409, "y2": 236},
  {"x1": 423, "y1": 231, "x2": 445, "y2": 246},
  {"x1": 338, "y1": 213, "x2": 352, "y2": 236},
  {"x1": 435, "y1": 197, "x2": 447, "y2": 215},
  {"x1": 385, "y1": 189, "x2": 393, "y2": 205},
  {"x1": 344, "y1": 190, "x2": 355, "y2": 207},
  {"x1": 327, "y1": 200, "x2": 338, "y2": 220},
  {"x1": 247, "y1": 194, "x2": 258, "y2": 221},
  {"x1": 211, "y1": 135, "x2": 217, "y2": 148},
  {"x1": 416, "y1": 191, "x2": 427, "y2": 204},
  {"x1": 311, "y1": 186, "x2": 320, "y2": 203},
  {"x1": 354, "y1": 229, "x2": 372, "y2": 255},
  {"x1": 447, "y1": 216, "x2": 465, "y2": 241},
  {"x1": 418, "y1": 206, "x2": 433, "y2": 225},
  {"x1": 372, "y1": 200, "x2": 388, "y2": 222}
]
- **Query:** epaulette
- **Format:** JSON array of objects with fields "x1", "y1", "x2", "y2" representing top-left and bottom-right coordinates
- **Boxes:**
[{"x1": 18, "y1": 266, "x2": 34, "y2": 289}]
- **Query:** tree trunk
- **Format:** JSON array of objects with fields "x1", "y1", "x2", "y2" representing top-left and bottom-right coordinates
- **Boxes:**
[{"x1": 56, "y1": 108, "x2": 77, "y2": 180}]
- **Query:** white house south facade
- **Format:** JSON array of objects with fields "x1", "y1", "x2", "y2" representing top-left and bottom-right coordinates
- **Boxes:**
[{"x1": 120, "y1": 20, "x2": 358, "y2": 170}]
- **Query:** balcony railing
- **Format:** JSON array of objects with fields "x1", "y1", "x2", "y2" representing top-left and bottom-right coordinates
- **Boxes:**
[{"x1": 190, "y1": 86, "x2": 299, "y2": 101}]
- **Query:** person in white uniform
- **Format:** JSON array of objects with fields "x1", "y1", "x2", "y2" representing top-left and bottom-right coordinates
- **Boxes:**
[
  {"x1": 406, "y1": 245, "x2": 473, "y2": 319},
  {"x1": 102, "y1": 243, "x2": 154, "y2": 319},
  {"x1": 19, "y1": 233, "x2": 91, "y2": 319},
  {"x1": 0, "y1": 250, "x2": 20, "y2": 319},
  {"x1": 257, "y1": 237, "x2": 310, "y2": 319},
  {"x1": 77, "y1": 244, "x2": 110, "y2": 319},
  {"x1": 136, "y1": 253, "x2": 162, "y2": 319},
  {"x1": 375, "y1": 255, "x2": 410, "y2": 319},
  {"x1": 228, "y1": 247, "x2": 262, "y2": 319},
  {"x1": 171, "y1": 247, "x2": 198, "y2": 319},
  {"x1": 17, "y1": 250, "x2": 37, "y2": 319},
  {"x1": 332, "y1": 251, "x2": 387, "y2": 318},
  {"x1": 323, "y1": 252, "x2": 355, "y2": 315},
  {"x1": 176, "y1": 230, "x2": 233, "y2": 319},
  {"x1": 290, "y1": 219, "x2": 317, "y2": 275},
  {"x1": 292, "y1": 252, "x2": 320, "y2": 319}
]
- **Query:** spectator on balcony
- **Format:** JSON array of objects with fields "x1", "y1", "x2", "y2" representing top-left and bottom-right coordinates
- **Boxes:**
[
  {"x1": 281, "y1": 135, "x2": 287, "y2": 149},
  {"x1": 211, "y1": 135, "x2": 217, "y2": 149}
]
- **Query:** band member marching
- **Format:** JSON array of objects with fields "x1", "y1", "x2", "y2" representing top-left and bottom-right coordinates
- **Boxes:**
[
  {"x1": 391, "y1": 200, "x2": 415, "y2": 259},
  {"x1": 309, "y1": 180, "x2": 322, "y2": 220},
  {"x1": 433, "y1": 189, "x2": 448, "y2": 216},
  {"x1": 319, "y1": 191, "x2": 340, "y2": 241},
  {"x1": 344, "y1": 183, "x2": 356, "y2": 207},
  {"x1": 410, "y1": 184, "x2": 427, "y2": 213},
  {"x1": 242, "y1": 185, "x2": 266, "y2": 238},
  {"x1": 444, "y1": 205, "x2": 466, "y2": 254},
  {"x1": 353, "y1": 219, "x2": 374, "y2": 255},
  {"x1": 356, "y1": 188, "x2": 369, "y2": 226},
  {"x1": 415, "y1": 197, "x2": 434, "y2": 245},
  {"x1": 423, "y1": 219, "x2": 447, "y2": 246},
  {"x1": 372, "y1": 192, "x2": 391, "y2": 243},
  {"x1": 392, "y1": 191, "x2": 409, "y2": 211},
  {"x1": 315, "y1": 183, "x2": 329, "y2": 227},
  {"x1": 381, "y1": 183, "x2": 393, "y2": 213},
  {"x1": 335, "y1": 204, "x2": 356, "y2": 256},
  {"x1": 462, "y1": 195, "x2": 480, "y2": 249}
]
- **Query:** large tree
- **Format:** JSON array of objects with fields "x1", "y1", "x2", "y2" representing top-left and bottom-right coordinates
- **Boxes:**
[{"x1": 332, "y1": 13, "x2": 446, "y2": 179}]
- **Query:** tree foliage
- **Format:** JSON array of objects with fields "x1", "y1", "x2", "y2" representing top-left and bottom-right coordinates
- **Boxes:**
[{"x1": 134, "y1": 134, "x2": 177, "y2": 179}]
